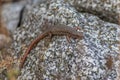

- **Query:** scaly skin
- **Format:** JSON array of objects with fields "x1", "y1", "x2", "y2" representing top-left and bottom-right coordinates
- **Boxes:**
[{"x1": 20, "y1": 23, "x2": 83, "y2": 68}]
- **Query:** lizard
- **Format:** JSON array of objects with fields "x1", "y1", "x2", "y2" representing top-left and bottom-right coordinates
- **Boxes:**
[{"x1": 19, "y1": 21, "x2": 84, "y2": 68}]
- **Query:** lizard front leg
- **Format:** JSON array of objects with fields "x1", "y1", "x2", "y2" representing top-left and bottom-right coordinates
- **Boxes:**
[{"x1": 66, "y1": 35, "x2": 71, "y2": 43}]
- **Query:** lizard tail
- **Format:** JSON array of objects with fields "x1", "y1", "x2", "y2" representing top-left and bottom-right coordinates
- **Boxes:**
[{"x1": 19, "y1": 32, "x2": 48, "y2": 68}]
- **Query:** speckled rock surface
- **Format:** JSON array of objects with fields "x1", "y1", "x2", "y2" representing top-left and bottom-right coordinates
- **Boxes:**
[
  {"x1": 2, "y1": 0, "x2": 120, "y2": 80},
  {"x1": 69, "y1": 0, "x2": 120, "y2": 24}
]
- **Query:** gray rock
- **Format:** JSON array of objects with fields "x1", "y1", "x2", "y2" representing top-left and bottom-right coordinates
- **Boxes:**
[
  {"x1": 70, "y1": 0, "x2": 120, "y2": 24},
  {"x1": 2, "y1": 0, "x2": 120, "y2": 80},
  {"x1": 1, "y1": 1, "x2": 25, "y2": 32}
]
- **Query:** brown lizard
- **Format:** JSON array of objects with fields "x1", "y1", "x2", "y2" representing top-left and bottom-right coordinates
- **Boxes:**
[{"x1": 20, "y1": 22, "x2": 84, "y2": 68}]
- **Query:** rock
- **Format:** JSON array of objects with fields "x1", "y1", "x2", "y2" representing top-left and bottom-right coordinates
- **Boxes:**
[
  {"x1": 1, "y1": 1, "x2": 25, "y2": 32},
  {"x1": 1, "y1": 0, "x2": 120, "y2": 80},
  {"x1": 15, "y1": 0, "x2": 120, "y2": 80},
  {"x1": 0, "y1": 23, "x2": 12, "y2": 50},
  {"x1": 71, "y1": 0, "x2": 120, "y2": 24}
]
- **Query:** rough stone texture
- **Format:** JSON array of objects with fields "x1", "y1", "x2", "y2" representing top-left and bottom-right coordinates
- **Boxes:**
[
  {"x1": 14, "y1": 0, "x2": 119, "y2": 80},
  {"x1": 116, "y1": 28, "x2": 120, "y2": 80},
  {"x1": 69, "y1": 0, "x2": 120, "y2": 24},
  {"x1": 0, "y1": 0, "x2": 120, "y2": 80}
]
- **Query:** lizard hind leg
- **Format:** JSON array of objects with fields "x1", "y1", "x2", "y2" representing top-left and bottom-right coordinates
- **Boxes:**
[
  {"x1": 47, "y1": 32, "x2": 52, "y2": 39},
  {"x1": 44, "y1": 33, "x2": 52, "y2": 47},
  {"x1": 66, "y1": 36, "x2": 71, "y2": 43}
]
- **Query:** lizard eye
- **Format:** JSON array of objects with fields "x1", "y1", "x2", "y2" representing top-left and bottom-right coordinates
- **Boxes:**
[{"x1": 74, "y1": 27, "x2": 82, "y2": 31}]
